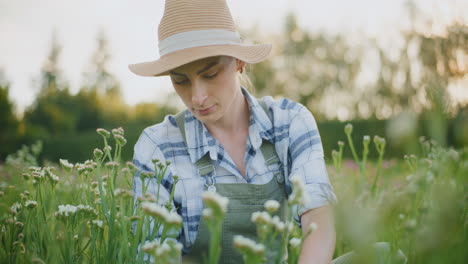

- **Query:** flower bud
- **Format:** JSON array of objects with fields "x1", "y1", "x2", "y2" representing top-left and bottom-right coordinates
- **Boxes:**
[
  {"x1": 363, "y1": 135, "x2": 370, "y2": 145},
  {"x1": 344, "y1": 124, "x2": 353, "y2": 134},
  {"x1": 103, "y1": 145, "x2": 112, "y2": 154},
  {"x1": 94, "y1": 148, "x2": 104, "y2": 160},
  {"x1": 96, "y1": 128, "x2": 111, "y2": 138},
  {"x1": 112, "y1": 127, "x2": 124, "y2": 136},
  {"x1": 264, "y1": 200, "x2": 280, "y2": 214},
  {"x1": 22, "y1": 173, "x2": 30, "y2": 180},
  {"x1": 114, "y1": 134, "x2": 127, "y2": 146}
]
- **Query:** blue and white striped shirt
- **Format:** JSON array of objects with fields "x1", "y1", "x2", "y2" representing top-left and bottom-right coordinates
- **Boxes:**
[{"x1": 132, "y1": 87, "x2": 337, "y2": 252}]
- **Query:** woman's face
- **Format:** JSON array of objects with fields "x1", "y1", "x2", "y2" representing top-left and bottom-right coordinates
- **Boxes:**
[{"x1": 169, "y1": 56, "x2": 245, "y2": 125}]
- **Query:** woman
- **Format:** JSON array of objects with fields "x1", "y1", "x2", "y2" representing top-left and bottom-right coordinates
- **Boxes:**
[{"x1": 129, "y1": 0, "x2": 338, "y2": 263}]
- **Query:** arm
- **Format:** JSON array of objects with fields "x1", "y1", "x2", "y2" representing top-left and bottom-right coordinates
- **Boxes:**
[{"x1": 298, "y1": 204, "x2": 336, "y2": 264}]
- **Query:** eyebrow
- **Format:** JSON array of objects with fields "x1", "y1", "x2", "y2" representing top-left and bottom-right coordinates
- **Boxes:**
[{"x1": 169, "y1": 61, "x2": 219, "y2": 77}]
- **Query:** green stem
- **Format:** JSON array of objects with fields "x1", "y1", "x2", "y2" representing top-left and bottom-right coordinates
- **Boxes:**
[
  {"x1": 208, "y1": 221, "x2": 222, "y2": 264},
  {"x1": 345, "y1": 132, "x2": 360, "y2": 166},
  {"x1": 371, "y1": 148, "x2": 385, "y2": 195}
]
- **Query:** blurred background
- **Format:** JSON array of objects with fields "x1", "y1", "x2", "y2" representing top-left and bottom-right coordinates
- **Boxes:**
[{"x1": 1, "y1": 0, "x2": 467, "y2": 163}]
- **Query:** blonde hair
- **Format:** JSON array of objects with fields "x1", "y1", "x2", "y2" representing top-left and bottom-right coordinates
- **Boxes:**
[{"x1": 238, "y1": 63, "x2": 255, "y2": 93}]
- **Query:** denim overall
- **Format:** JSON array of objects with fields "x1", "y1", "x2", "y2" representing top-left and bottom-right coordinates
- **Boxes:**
[{"x1": 176, "y1": 102, "x2": 288, "y2": 264}]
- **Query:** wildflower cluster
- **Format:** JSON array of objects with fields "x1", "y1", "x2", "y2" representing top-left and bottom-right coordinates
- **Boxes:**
[
  {"x1": 142, "y1": 239, "x2": 183, "y2": 264},
  {"x1": 202, "y1": 191, "x2": 229, "y2": 218},
  {"x1": 288, "y1": 176, "x2": 311, "y2": 207},
  {"x1": 75, "y1": 160, "x2": 98, "y2": 177},
  {"x1": 0, "y1": 127, "x2": 189, "y2": 263},
  {"x1": 55, "y1": 204, "x2": 98, "y2": 220},
  {"x1": 233, "y1": 235, "x2": 266, "y2": 264},
  {"x1": 141, "y1": 202, "x2": 182, "y2": 230},
  {"x1": 200, "y1": 191, "x2": 230, "y2": 264},
  {"x1": 24, "y1": 166, "x2": 60, "y2": 187}
]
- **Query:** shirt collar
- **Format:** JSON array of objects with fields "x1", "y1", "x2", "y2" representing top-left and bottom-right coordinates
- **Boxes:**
[{"x1": 183, "y1": 86, "x2": 274, "y2": 164}]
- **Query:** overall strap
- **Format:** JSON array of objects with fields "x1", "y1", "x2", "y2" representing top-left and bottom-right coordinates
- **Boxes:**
[{"x1": 175, "y1": 111, "x2": 214, "y2": 177}]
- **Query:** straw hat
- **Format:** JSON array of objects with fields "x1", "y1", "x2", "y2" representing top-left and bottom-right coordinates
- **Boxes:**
[{"x1": 128, "y1": 0, "x2": 272, "y2": 77}]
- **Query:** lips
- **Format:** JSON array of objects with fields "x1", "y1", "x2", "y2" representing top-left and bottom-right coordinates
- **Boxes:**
[{"x1": 196, "y1": 105, "x2": 215, "y2": 116}]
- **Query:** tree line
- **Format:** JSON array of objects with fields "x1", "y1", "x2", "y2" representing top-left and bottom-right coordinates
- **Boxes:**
[{"x1": 1, "y1": 6, "x2": 467, "y2": 162}]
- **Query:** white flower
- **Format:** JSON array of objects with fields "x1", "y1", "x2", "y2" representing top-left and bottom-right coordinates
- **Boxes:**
[
  {"x1": 105, "y1": 161, "x2": 120, "y2": 169},
  {"x1": 308, "y1": 222, "x2": 318, "y2": 233},
  {"x1": 92, "y1": 220, "x2": 104, "y2": 228},
  {"x1": 155, "y1": 243, "x2": 171, "y2": 256},
  {"x1": 202, "y1": 191, "x2": 229, "y2": 214},
  {"x1": 11, "y1": 202, "x2": 22, "y2": 212},
  {"x1": 25, "y1": 200, "x2": 38, "y2": 209},
  {"x1": 271, "y1": 215, "x2": 285, "y2": 232},
  {"x1": 290, "y1": 175, "x2": 305, "y2": 190},
  {"x1": 289, "y1": 175, "x2": 311, "y2": 205},
  {"x1": 264, "y1": 200, "x2": 280, "y2": 214},
  {"x1": 48, "y1": 172, "x2": 60, "y2": 183},
  {"x1": 103, "y1": 145, "x2": 112, "y2": 153},
  {"x1": 202, "y1": 208, "x2": 214, "y2": 220},
  {"x1": 363, "y1": 135, "x2": 370, "y2": 144},
  {"x1": 114, "y1": 188, "x2": 122, "y2": 196},
  {"x1": 112, "y1": 127, "x2": 125, "y2": 136},
  {"x1": 143, "y1": 240, "x2": 160, "y2": 253},
  {"x1": 93, "y1": 148, "x2": 104, "y2": 159},
  {"x1": 141, "y1": 202, "x2": 169, "y2": 220},
  {"x1": 251, "y1": 211, "x2": 272, "y2": 225},
  {"x1": 28, "y1": 166, "x2": 41, "y2": 172},
  {"x1": 114, "y1": 134, "x2": 127, "y2": 146},
  {"x1": 96, "y1": 128, "x2": 111, "y2": 138},
  {"x1": 165, "y1": 212, "x2": 182, "y2": 226},
  {"x1": 289, "y1": 237, "x2": 302, "y2": 248},
  {"x1": 173, "y1": 242, "x2": 183, "y2": 252},
  {"x1": 56, "y1": 204, "x2": 78, "y2": 217},
  {"x1": 59, "y1": 159, "x2": 74, "y2": 171},
  {"x1": 233, "y1": 235, "x2": 265, "y2": 254},
  {"x1": 55, "y1": 204, "x2": 97, "y2": 218}
]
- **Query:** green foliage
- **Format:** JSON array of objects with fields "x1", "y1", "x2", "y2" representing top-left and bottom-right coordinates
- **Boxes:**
[
  {"x1": 0, "y1": 71, "x2": 19, "y2": 160},
  {"x1": 0, "y1": 128, "x2": 183, "y2": 263},
  {"x1": 2, "y1": 124, "x2": 466, "y2": 263},
  {"x1": 330, "y1": 125, "x2": 467, "y2": 264}
]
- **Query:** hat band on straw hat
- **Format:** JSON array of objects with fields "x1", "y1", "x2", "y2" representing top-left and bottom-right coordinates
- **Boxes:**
[{"x1": 159, "y1": 29, "x2": 242, "y2": 56}]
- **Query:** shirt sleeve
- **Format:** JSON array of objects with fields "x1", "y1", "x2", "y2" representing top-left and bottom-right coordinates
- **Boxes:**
[
  {"x1": 132, "y1": 129, "x2": 180, "y2": 238},
  {"x1": 287, "y1": 105, "x2": 338, "y2": 225}
]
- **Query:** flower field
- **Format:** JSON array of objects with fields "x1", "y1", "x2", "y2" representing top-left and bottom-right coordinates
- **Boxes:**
[{"x1": 0, "y1": 125, "x2": 466, "y2": 264}]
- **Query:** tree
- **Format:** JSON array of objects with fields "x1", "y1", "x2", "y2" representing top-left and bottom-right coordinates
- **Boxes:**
[
  {"x1": 246, "y1": 13, "x2": 362, "y2": 120},
  {"x1": 23, "y1": 34, "x2": 76, "y2": 137},
  {"x1": 82, "y1": 30, "x2": 128, "y2": 127},
  {"x1": 0, "y1": 70, "x2": 19, "y2": 160}
]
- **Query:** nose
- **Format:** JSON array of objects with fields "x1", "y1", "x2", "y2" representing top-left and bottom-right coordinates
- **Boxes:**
[{"x1": 191, "y1": 81, "x2": 208, "y2": 107}]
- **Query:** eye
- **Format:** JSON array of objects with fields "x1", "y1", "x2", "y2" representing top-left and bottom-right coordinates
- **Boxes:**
[
  {"x1": 204, "y1": 72, "x2": 218, "y2": 79},
  {"x1": 172, "y1": 78, "x2": 188, "y2": 85}
]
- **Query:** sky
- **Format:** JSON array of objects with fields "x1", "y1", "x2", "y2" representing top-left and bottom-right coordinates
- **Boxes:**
[{"x1": 0, "y1": 0, "x2": 466, "y2": 114}]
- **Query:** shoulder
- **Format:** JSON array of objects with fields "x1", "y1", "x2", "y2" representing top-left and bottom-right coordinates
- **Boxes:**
[
  {"x1": 259, "y1": 95, "x2": 315, "y2": 125},
  {"x1": 133, "y1": 113, "x2": 186, "y2": 163}
]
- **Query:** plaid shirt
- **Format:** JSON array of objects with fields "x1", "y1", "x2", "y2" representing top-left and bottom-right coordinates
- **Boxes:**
[{"x1": 132, "y1": 87, "x2": 337, "y2": 252}]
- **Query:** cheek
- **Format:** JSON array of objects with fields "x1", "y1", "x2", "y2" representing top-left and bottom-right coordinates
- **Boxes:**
[{"x1": 174, "y1": 87, "x2": 192, "y2": 105}]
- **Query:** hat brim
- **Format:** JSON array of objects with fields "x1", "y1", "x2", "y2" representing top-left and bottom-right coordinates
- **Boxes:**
[{"x1": 128, "y1": 43, "x2": 272, "y2": 77}]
